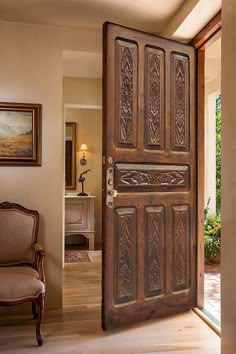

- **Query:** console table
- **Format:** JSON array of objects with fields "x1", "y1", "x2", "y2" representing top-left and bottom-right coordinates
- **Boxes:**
[{"x1": 65, "y1": 195, "x2": 95, "y2": 251}]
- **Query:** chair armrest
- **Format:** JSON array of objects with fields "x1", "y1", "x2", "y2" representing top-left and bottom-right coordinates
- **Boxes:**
[{"x1": 33, "y1": 243, "x2": 45, "y2": 283}]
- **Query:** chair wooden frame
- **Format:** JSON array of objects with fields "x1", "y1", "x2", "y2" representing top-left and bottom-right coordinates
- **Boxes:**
[{"x1": 0, "y1": 201, "x2": 45, "y2": 346}]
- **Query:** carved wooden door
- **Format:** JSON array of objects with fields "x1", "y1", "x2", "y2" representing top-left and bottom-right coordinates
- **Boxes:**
[{"x1": 102, "y1": 22, "x2": 197, "y2": 330}]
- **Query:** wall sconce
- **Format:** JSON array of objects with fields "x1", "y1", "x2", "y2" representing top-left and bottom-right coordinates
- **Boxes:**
[{"x1": 80, "y1": 143, "x2": 88, "y2": 165}]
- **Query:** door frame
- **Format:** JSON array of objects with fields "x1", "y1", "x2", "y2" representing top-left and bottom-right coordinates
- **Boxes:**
[
  {"x1": 101, "y1": 14, "x2": 221, "y2": 330},
  {"x1": 190, "y1": 11, "x2": 221, "y2": 314}
]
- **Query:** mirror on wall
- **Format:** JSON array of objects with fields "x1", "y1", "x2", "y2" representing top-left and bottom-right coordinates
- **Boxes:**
[{"x1": 65, "y1": 122, "x2": 76, "y2": 189}]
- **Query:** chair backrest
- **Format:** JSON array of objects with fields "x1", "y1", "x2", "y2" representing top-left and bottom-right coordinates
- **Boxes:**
[{"x1": 0, "y1": 202, "x2": 39, "y2": 266}]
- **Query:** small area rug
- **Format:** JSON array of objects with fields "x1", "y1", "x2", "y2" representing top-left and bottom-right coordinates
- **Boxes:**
[{"x1": 65, "y1": 250, "x2": 91, "y2": 263}]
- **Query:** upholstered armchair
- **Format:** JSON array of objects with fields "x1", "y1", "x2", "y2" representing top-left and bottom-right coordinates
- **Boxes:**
[{"x1": 0, "y1": 202, "x2": 45, "y2": 346}]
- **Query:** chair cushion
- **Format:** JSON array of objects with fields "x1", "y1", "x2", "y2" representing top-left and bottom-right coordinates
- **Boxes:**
[
  {"x1": 0, "y1": 209, "x2": 37, "y2": 265},
  {"x1": 0, "y1": 266, "x2": 45, "y2": 302}
]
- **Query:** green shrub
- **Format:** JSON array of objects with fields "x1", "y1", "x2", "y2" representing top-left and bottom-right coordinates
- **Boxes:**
[{"x1": 204, "y1": 207, "x2": 221, "y2": 260}]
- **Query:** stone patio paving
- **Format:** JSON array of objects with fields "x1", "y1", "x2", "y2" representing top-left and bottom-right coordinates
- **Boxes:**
[{"x1": 204, "y1": 263, "x2": 221, "y2": 327}]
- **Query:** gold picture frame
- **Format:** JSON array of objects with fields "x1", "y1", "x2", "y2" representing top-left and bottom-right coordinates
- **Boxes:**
[{"x1": 0, "y1": 102, "x2": 42, "y2": 166}]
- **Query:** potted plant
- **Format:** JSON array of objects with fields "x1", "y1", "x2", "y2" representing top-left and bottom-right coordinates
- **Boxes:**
[{"x1": 204, "y1": 207, "x2": 221, "y2": 264}]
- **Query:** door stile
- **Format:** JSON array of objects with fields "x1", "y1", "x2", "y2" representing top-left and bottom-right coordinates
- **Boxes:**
[
  {"x1": 190, "y1": 49, "x2": 197, "y2": 308},
  {"x1": 102, "y1": 23, "x2": 114, "y2": 329}
]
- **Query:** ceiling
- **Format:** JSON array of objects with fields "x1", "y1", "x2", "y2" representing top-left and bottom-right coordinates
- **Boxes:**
[
  {"x1": 172, "y1": 0, "x2": 221, "y2": 41},
  {"x1": 0, "y1": 0, "x2": 185, "y2": 34},
  {"x1": 0, "y1": 0, "x2": 221, "y2": 79}
]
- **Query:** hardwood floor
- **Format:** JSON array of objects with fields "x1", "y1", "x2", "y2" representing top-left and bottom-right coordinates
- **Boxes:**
[{"x1": 0, "y1": 254, "x2": 220, "y2": 354}]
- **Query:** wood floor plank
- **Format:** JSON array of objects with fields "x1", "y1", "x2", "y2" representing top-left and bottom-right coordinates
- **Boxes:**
[{"x1": 0, "y1": 256, "x2": 220, "y2": 354}]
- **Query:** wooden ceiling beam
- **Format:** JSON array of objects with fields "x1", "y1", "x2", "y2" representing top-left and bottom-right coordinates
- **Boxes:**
[
  {"x1": 161, "y1": 0, "x2": 200, "y2": 39},
  {"x1": 190, "y1": 11, "x2": 221, "y2": 49}
]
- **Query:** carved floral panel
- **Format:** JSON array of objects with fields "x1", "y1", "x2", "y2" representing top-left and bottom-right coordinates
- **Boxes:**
[
  {"x1": 145, "y1": 206, "x2": 165, "y2": 297},
  {"x1": 171, "y1": 53, "x2": 189, "y2": 151},
  {"x1": 144, "y1": 46, "x2": 164, "y2": 150},
  {"x1": 173, "y1": 205, "x2": 190, "y2": 291},
  {"x1": 115, "y1": 163, "x2": 189, "y2": 192},
  {"x1": 115, "y1": 207, "x2": 137, "y2": 304},
  {"x1": 115, "y1": 40, "x2": 138, "y2": 148}
]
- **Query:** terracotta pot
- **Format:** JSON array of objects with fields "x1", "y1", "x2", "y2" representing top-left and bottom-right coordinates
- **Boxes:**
[{"x1": 205, "y1": 249, "x2": 221, "y2": 264}]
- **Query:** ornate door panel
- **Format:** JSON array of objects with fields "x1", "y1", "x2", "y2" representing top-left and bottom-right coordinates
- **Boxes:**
[{"x1": 102, "y1": 23, "x2": 196, "y2": 330}]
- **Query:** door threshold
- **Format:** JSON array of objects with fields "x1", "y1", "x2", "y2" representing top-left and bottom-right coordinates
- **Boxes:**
[{"x1": 193, "y1": 308, "x2": 221, "y2": 337}]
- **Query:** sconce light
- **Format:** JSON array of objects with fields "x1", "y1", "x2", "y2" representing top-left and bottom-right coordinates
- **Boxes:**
[{"x1": 80, "y1": 143, "x2": 88, "y2": 165}]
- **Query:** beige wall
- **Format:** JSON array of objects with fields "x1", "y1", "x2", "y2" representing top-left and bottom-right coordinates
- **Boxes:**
[
  {"x1": 204, "y1": 38, "x2": 221, "y2": 213},
  {"x1": 63, "y1": 77, "x2": 102, "y2": 106},
  {"x1": 204, "y1": 94, "x2": 216, "y2": 212},
  {"x1": 66, "y1": 108, "x2": 102, "y2": 247},
  {"x1": 222, "y1": 0, "x2": 236, "y2": 351},
  {"x1": 0, "y1": 21, "x2": 101, "y2": 309}
]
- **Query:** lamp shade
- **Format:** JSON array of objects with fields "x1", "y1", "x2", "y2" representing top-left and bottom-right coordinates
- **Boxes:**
[{"x1": 80, "y1": 144, "x2": 88, "y2": 151}]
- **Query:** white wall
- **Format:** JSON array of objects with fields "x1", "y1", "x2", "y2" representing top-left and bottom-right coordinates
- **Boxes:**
[
  {"x1": 0, "y1": 21, "x2": 101, "y2": 309},
  {"x1": 221, "y1": 0, "x2": 236, "y2": 351}
]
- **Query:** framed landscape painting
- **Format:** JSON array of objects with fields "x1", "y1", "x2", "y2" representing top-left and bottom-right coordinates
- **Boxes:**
[{"x1": 0, "y1": 102, "x2": 42, "y2": 166}]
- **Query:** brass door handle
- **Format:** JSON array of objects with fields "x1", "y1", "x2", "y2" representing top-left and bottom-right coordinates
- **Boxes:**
[
  {"x1": 109, "y1": 189, "x2": 118, "y2": 198},
  {"x1": 106, "y1": 166, "x2": 117, "y2": 208}
]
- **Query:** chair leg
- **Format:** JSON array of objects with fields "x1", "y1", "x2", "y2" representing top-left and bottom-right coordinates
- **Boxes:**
[
  {"x1": 32, "y1": 301, "x2": 37, "y2": 319},
  {"x1": 35, "y1": 294, "x2": 44, "y2": 346}
]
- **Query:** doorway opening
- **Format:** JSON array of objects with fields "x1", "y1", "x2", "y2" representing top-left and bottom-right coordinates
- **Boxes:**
[
  {"x1": 192, "y1": 13, "x2": 222, "y2": 333},
  {"x1": 203, "y1": 36, "x2": 221, "y2": 329},
  {"x1": 61, "y1": 20, "x2": 219, "y2": 332},
  {"x1": 62, "y1": 50, "x2": 103, "y2": 310}
]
